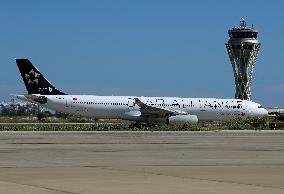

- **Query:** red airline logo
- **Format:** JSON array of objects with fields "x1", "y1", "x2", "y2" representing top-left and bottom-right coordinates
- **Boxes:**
[{"x1": 73, "y1": 97, "x2": 78, "y2": 100}]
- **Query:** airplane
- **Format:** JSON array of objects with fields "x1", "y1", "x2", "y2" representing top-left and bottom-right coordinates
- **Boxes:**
[{"x1": 15, "y1": 59, "x2": 268, "y2": 127}]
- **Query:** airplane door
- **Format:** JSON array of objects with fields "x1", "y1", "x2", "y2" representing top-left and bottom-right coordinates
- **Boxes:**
[
  {"x1": 127, "y1": 98, "x2": 135, "y2": 109},
  {"x1": 65, "y1": 97, "x2": 72, "y2": 108}
]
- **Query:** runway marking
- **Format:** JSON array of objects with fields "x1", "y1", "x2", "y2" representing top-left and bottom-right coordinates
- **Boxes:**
[
  {"x1": 0, "y1": 179, "x2": 79, "y2": 194},
  {"x1": 9, "y1": 142, "x2": 189, "y2": 145},
  {"x1": 139, "y1": 163, "x2": 284, "y2": 167},
  {"x1": 97, "y1": 166, "x2": 284, "y2": 191}
]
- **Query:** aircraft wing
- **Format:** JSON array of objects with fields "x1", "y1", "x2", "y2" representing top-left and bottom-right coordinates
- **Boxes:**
[{"x1": 134, "y1": 98, "x2": 188, "y2": 117}]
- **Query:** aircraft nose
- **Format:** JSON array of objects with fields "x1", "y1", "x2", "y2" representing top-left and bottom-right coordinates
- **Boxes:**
[
  {"x1": 256, "y1": 108, "x2": 268, "y2": 116},
  {"x1": 249, "y1": 107, "x2": 268, "y2": 117},
  {"x1": 261, "y1": 108, "x2": 268, "y2": 116}
]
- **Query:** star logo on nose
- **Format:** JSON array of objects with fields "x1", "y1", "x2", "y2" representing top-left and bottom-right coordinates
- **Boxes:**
[{"x1": 25, "y1": 69, "x2": 41, "y2": 85}]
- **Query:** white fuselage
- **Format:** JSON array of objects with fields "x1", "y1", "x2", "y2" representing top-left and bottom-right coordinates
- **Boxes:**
[{"x1": 17, "y1": 95, "x2": 268, "y2": 122}]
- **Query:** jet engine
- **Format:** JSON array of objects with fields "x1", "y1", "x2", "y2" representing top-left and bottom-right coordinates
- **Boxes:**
[{"x1": 168, "y1": 115, "x2": 198, "y2": 124}]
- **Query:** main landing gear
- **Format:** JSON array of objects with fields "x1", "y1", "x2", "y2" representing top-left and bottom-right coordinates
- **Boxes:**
[
  {"x1": 129, "y1": 122, "x2": 160, "y2": 129},
  {"x1": 129, "y1": 122, "x2": 143, "y2": 129},
  {"x1": 129, "y1": 122, "x2": 155, "y2": 129}
]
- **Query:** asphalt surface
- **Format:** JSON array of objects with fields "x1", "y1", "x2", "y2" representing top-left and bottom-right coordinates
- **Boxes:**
[{"x1": 0, "y1": 131, "x2": 283, "y2": 194}]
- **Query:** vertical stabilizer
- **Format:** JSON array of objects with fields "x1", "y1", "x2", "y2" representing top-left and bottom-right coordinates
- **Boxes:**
[{"x1": 16, "y1": 59, "x2": 67, "y2": 95}]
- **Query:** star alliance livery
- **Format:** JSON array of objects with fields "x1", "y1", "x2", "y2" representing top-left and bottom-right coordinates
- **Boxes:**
[{"x1": 16, "y1": 59, "x2": 268, "y2": 127}]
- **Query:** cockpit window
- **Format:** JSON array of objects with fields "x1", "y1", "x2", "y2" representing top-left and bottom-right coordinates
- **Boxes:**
[{"x1": 258, "y1": 105, "x2": 263, "y2": 108}]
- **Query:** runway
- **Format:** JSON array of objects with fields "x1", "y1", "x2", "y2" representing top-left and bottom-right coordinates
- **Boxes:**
[{"x1": 0, "y1": 131, "x2": 283, "y2": 194}]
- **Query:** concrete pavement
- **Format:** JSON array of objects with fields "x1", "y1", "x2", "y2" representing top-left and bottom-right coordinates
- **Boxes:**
[{"x1": 0, "y1": 131, "x2": 283, "y2": 194}]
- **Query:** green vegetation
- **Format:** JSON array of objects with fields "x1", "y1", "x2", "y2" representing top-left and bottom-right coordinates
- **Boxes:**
[
  {"x1": 0, "y1": 115, "x2": 276, "y2": 131},
  {"x1": 0, "y1": 114, "x2": 98, "y2": 123}
]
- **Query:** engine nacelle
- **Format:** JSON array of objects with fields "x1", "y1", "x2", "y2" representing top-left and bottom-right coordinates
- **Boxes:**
[
  {"x1": 168, "y1": 115, "x2": 198, "y2": 124},
  {"x1": 121, "y1": 111, "x2": 143, "y2": 121}
]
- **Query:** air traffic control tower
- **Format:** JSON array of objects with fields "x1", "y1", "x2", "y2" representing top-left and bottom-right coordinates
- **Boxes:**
[{"x1": 226, "y1": 19, "x2": 260, "y2": 101}]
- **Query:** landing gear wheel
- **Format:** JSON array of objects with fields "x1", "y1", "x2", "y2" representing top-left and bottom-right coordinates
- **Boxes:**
[
  {"x1": 129, "y1": 123, "x2": 135, "y2": 129},
  {"x1": 166, "y1": 118, "x2": 169, "y2": 125},
  {"x1": 129, "y1": 122, "x2": 143, "y2": 129}
]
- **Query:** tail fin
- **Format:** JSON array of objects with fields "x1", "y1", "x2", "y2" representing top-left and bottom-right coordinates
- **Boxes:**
[{"x1": 16, "y1": 59, "x2": 67, "y2": 95}]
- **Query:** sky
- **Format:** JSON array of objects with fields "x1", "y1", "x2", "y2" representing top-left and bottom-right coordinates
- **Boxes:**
[{"x1": 0, "y1": 0, "x2": 283, "y2": 107}]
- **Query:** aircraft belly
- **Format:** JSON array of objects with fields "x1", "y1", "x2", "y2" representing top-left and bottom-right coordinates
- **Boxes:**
[
  {"x1": 87, "y1": 108, "x2": 125, "y2": 119},
  {"x1": 189, "y1": 110, "x2": 227, "y2": 121}
]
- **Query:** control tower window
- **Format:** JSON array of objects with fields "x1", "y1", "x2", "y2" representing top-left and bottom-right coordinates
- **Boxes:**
[{"x1": 232, "y1": 32, "x2": 257, "y2": 39}]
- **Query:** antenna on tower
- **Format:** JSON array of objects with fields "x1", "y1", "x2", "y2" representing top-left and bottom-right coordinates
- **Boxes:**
[{"x1": 240, "y1": 17, "x2": 246, "y2": 29}]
